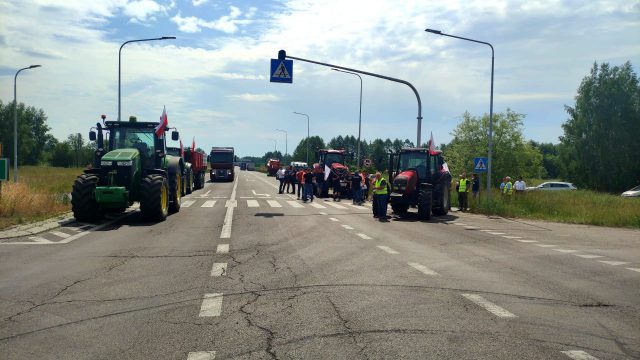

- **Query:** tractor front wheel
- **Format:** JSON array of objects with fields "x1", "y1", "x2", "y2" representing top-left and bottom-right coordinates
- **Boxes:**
[
  {"x1": 71, "y1": 174, "x2": 104, "y2": 222},
  {"x1": 140, "y1": 175, "x2": 169, "y2": 221},
  {"x1": 169, "y1": 172, "x2": 182, "y2": 213}
]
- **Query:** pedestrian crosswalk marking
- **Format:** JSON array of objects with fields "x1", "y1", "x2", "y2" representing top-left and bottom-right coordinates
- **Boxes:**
[
  {"x1": 309, "y1": 203, "x2": 326, "y2": 209},
  {"x1": 286, "y1": 200, "x2": 304, "y2": 208},
  {"x1": 182, "y1": 200, "x2": 196, "y2": 208},
  {"x1": 202, "y1": 200, "x2": 216, "y2": 208},
  {"x1": 247, "y1": 200, "x2": 259, "y2": 207},
  {"x1": 267, "y1": 200, "x2": 282, "y2": 208},
  {"x1": 325, "y1": 202, "x2": 347, "y2": 209}
]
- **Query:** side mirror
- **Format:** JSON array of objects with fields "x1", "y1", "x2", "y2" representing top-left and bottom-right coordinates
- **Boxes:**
[
  {"x1": 171, "y1": 131, "x2": 179, "y2": 141},
  {"x1": 89, "y1": 131, "x2": 97, "y2": 141}
]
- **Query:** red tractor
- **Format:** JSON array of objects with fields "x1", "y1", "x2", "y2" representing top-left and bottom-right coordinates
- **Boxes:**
[
  {"x1": 317, "y1": 149, "x2": 350, "y2": 198},
  {"x1": 266, "y1": 159, "x2": 280, "y2": 176},
  {"x1": 389, "y1": 147, "x2": 452, "y2": 220}
]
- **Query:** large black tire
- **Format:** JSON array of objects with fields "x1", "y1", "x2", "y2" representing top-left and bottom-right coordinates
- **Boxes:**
[
  {"x1": 432, "y1": 184, "x2": 450, "y2": 216},
  {"x1": 418, "y1": 188, "x2": 432, "y2": 221},
  {"x1": 169, "y1": 171, "x2": 182, "y2": 213},
  {"x1": 140, "y1": 175, "x2": 169, "y2": 221},
  {"x1": 391, "y1": 203, "x2": 409, "y2": 214},
  {"x1": 71, "y1": 174, "x2": 104, "y2": 222},
  {"x1": 193, "y1": 171, "x2": 201, "y2": 190},
  {"x1": 186, "y1": 169, "x2": 193, "y2": 194}
]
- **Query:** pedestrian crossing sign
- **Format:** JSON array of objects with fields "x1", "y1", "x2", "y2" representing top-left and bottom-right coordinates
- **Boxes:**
[
  {"x1": 474, "y1": 157, "x2": 488, "y2": 173},
  {"x1": 270, "y1": 59, "x2": 293, "y2": 83}
]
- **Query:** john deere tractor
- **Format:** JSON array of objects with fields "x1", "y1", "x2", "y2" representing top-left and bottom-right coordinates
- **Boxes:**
[{"x1": 71, "y1": 116, "x2": 184, "y2": 222}]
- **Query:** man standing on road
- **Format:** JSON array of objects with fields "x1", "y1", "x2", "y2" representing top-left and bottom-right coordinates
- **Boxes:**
[
  {"x1": 457, "y1": 173, "x2": 470, "y2": 211},
  {"x1": 472, "y1": 173, "x2": 480, "y2": 201},
  {"x1": 296, "y1": 167, "x2": 305, "y2": 199},
  {"x1": 303, "y1": 167, "x2": 315, "y2": 202},
  {"x1": 514, "y1": 176, "x2": 526, "y2": 195},
  {"x1": 351, "y1": 169, "x2": 362, "y2": 205},
  {"x1": 372, "y1": 172, "x2": 389, "y2": 221},
  {"x1": 277, "y1": 167, "x2": 286, "y2": 194}
]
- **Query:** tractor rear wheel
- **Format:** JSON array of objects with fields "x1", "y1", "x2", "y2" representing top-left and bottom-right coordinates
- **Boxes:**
[
  {"x1": 140, "y1": 175, "x2": 169, "y2": 221},
  {"x1": 391, "y1": 203, "x2": 409, "y2": 214},
  {"x1": 71, "y1": 174, "x2": 104, "y2": 222},
  {"x1": 193, "y1": 171, "x2": 201, "y2": 190},
  {"x1": 169, "y1": 171, "x2": 182, "y2": 213},
  {"x1": 433, "y1": 184, "x2": 450, "y2": 216},
  {"x1": 418, "y1": 188, "x2": 432, "y2": 221},
  {"x1": 186, "y1": 170, "x2": 193, "y2": 194}
]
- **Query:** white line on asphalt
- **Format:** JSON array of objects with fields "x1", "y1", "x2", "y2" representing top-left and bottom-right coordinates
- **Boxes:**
[
  {"x1": 186, "y1": 351, "x2": 216, "y2": 360},
  {"x1": 535, "y1": 244, "x2": 557, "y2": 248},
  {"x1": 182, "y1": 200, "x2": 196, "y2": 208},
  {"x1": 211, "y1": 263, "x2": 227, "y2": 277},
  {"x1": 199, "y1": 293, "x2": 223, "y2": 317},
  {"x1": 488, "y1": 232, "x2": 506, "y2": 235},
  {"x1": 287, "y1": 200, "x2": 304, "y2": 208},
  {"x1": 461, "y1": 294, "x2": 517, "y2": 318},
  {"x1": 247, "y1": 200, "x2": 259, "y2": 207},
  {"x1": 203, "y1": 190, "x2": 211, "y2": 196},
  {"x1": 49, "y1": 230, "x2": 70, "y2": 239},
  {"x1": 341, "y1": 224, "x2": 354, "y2": 230},
  {"x1": 377, "y1": 245, "x2": 399, "y2": 254},
  {"x1": 357, "y1": 233, "x2": 372, "y2": 240},
  {"x1": 329, "y1": 217, "x2": 340, "y2": 222},
  {"x1": 516, "y1": 240, "x2": 538, "y2": 243},
  {"x1": 574, "y1": 254, "x2": 603, "y2": 259},
  {"x1": 309, "y1": 203, "x2": 326, "y2": 209},
  {"x1": 252, "y1": 189, "x2": 269, "y2": 197},
  {"x1": 202, "y1": 200, "x2": 217, "y2": 208},
  {"x1": 216, "y1": 244, "x2": 229, "y2": 254},
  {"x1": 598, "y1": 260, "x2": 629, "y2": 266},
  {"x1": 479, "y1": 229, "x2": 495, "y2": 232},
  {"x1": 553, "y1": 249, "x2": 579, "y2": 253},
  {"x1": 267, "y1": 200, "x2": 281, "y2": 208},
  {"x1": 319, "y1": 211, "x2": 328, "y2": 215},
  {"x1": 239, "y1": 196, "x2": 253, "y2": 199},
  {"x1": 408, "y1": 262, "x2": 439, "y2": 276},
  {"x1": 502, "y1": 236, "x2": 522, "y2": 239},
  {"x1": 626, "y1": 268, "x2": 640, "y2": 273},
  {"x1": 220, "y1": 175, "x2": 238, "y2": 239},
  {"x1": 347, "y1": 204, "x2": 366, "y2": 210},
  {"x1": 560, "y1": 350, "x2": 599, "y2": 360},
  {"x1": 225, "y1": 200, "x2": 237, "y2": 208},
  {"x1": 325, "y1": 202, "x2": 347, "y2": 209},
  {"x1": 28, "y1": 236, "x2": 54, "y2": 243},
  {"x1": 454, "y1": 223, "x2": 467, "y2": 226}
]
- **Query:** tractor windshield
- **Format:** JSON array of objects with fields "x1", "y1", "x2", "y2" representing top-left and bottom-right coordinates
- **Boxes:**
[
  {"x1": 111, "y1": 128, "x2": 155, "y2": 158},
  {"x1": 398, "y1": 152, "x2": 428, "y2": 179},
  {"x1": 323, "y1": 153, "x2": 344, "y2": 166}
]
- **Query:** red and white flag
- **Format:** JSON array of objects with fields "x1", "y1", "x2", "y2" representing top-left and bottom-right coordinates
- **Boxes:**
[
  {"x1": 191, "y1": 137, "x2": 196, "y2": 152},
  {"x1": 155, "y1": 106, "x2": 168, "y2": 137},
  {"x1": 428, "y1": 131, "x2": 437, "y2": 155}
]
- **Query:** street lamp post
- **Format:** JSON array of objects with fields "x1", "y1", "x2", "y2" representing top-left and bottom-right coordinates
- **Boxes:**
[
  {"x1": 118, "y1": 36, "x2": 176, "y2": 122},
  {"x1": 292, "y1": 112, "x2": 310, "y2": 164},
  {"x1": 13, "y1": 65, "x2": 41, "y2": 183},
  {"x1": 275, "y1": 129, "x2": 288, "y2": 161},
  {"x1": 269, "y1": 139, "x2": 277, "y2": 153},
  {"x1": 425, "y1": 28, "x2": 495, "y2": 200},
  {"x1": 331, "y1": 68, "x2": 363, "y2": 166}
]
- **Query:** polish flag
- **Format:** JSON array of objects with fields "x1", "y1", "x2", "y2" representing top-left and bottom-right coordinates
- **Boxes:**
[
  {"x1": 155, "y1": 106, "x2": 168, "y2": 137},
  {"x1": 428, "y1": 131, "x2": 437, "y2": 155},
  {"x1": 191, "y1": 137, "x2": 196, "y2": 152}
]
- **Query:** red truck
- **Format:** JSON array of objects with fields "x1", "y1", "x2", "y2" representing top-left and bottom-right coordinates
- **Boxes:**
[
  {"x1": 266, "y1": 159, "x2": 280, "y2": 176},
  {"x1": 209, "y1": 147, "x2": 235, "y2": 182},
  {"x1": 184, "y1": 148, "x2": 207, "y2": 191}
]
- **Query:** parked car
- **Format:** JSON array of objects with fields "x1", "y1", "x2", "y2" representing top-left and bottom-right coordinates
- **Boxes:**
[
  {"x1": 526, "y1": 182, "x2": 577, "y2": 191},
  {"x1": 621, "y1": 185, "x2": 640, "y2": 198}
]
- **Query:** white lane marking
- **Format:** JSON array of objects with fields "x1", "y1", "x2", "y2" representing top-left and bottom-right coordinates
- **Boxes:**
[
  {"x1": 454, "y1": 223, "x2": 467, "y2": 226},
  {"x1": 574, "y1": 254, "x2": 603, "y2": 259},
  {"x1": 211, "y1": 263, "x2": 227, "y2": 277},
  {"x1": 408, "y1": 262, "x2": 439, "y2": 276},
  {"x1": 225, "y1": 200, "x2": 237, "y2": 208},
  {"x1": 309, "y1": 203, "x2": 326, "y2": 209},
  {"x1": 329, "y1": 217, "x2": 340, "y2": 222},
  {"x1": 488, "y1": 232, "x2": 506, "y2": 235},
  {"x1": 203, "y1": 190, "x2": 212, "y2": 196},
  {"x1": 341, "y1": 225, "x2": 354, "y2": 230},
  {"x1": 199, "y1": 293, "x2": 223, "y2": 317},
  {"x1": 553, "y1": 249, "x2": 579, "y2": 253},
  {"x1": 187, "y1": 351, "x2": 216, "y2": 360},
  {"x1": 357, "y1": 233, "x2": 372, "y2": 240},
  {"x1": 252, "y1": 189, "x2": 269, "y2": 196},
  {"x1": 247, "y1": 200, "x2": 259, "y2": 207},
  {"x1": 347, "y1": 204, "x2": 366, "y2": 210},
  {"x1": 325, "y1": 202, "x2": 347, "y2": 209},
  {"x1": 319, "y1": 211, "x2": 328, "y2": 215},
  {"x1": 561, "y1": 350, "x2": 599, "y2": 360},
  {"x1": 462, "y1": 294, "x2": 517, "y2": 318},
  {"x1": 28, "y1": 236, "x2": 54, "y2": 244},
  {"x1": 516, "y1": 240, "x2": 538, "y2": 243},
  {"x1": 598, "y1": 260, "x2": 629, "y2": 266},
  {"x1": 535, "y1": 244, "x2": 557, "y2": 248},
  {"x1": 626, "y1": 268, "x2": 640, "y2": 273},
  {"x1": 48, "y1": 231, "x2": 70, "y2": 239},
  {"x1": 267, "y1": 200, "x2": 282, "y2": 208},
  {"x1": 220, "y1": 174, "x2": 239, "y2": 238},
  {"x1": 182, "y1": 200, "x2": 196, "y2": 208},
  {"x1": 502, "y1": 236, "x2": 522, "y2": 239},
  {"x1": 286, "y1": 200, "x2": 304, "y2": 208},
  {"x1": 479, "y1": 229, "x2": 495, "y2": 232},
  {"x1": 202, "y1": 200, "x2": 217, "y2": 208},
  {"x1": 377, "y1": 245, "x2": 399, "y2": 254},
  {"x1": 216, "y1": 244, "x2": 229, "y2": 254},
  {"x1": 239, "y1": 196, "x2": 254, "y2": 199}
]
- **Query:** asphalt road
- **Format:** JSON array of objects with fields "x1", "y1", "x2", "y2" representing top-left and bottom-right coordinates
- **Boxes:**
[{"x1": 1, "y1": 169, "x2": 638, "y2": 359}]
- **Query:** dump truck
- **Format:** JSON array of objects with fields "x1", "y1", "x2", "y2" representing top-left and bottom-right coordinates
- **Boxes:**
[
  {"x1": 184, "y1": 148, "x2": 207, "y2": 190},
  {"x1": 209, "y1": 147, "x2": 234, "y2": 182},
  {"x1": 72, "y1": 115, "x2": 184, "y2": 222},
  {"x1": 266, "y1": 159, "x2": 280, "y2": 176}
]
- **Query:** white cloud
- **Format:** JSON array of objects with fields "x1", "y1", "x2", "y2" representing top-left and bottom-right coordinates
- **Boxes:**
[
  {"x1": 123, "y1": 0, "x2": 167, "y2": 22},
  {"x1": 192, "y1": 0, "x2": 209, "y2": 6},
  {"x1": 226, "y1": 93, "x2": 281, "y2": 102},
  {"x1": 171, "y1": 5, "x2": 253, "y2": 34}
]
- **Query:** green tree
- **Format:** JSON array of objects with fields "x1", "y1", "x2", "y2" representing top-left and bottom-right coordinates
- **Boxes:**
[
  {"x1": 292, "y1": 136, "x2": 325, "y2": 163},
  {"x1": 0, "y1": 99, "x2": 52, "y2": 165},
  {"x1": 559, "y1": 62, "x2": 640, "y2": 192},
  {"x1": 530, "y1": 141, "x2": 561, "y2": 179}
]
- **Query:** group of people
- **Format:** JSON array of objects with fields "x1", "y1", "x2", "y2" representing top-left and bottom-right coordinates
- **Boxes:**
[
  {"x1": 456, "y1": 173, "x2": 528, "y2": 211},
  {"x1": 499, "y1": 176, "x2": 527, "y2": 196},
  {"x1": 276, "y1": 166, "x2": 318, "y2": 202}
]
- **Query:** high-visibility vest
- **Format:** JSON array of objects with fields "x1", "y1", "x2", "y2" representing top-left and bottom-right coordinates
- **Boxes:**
[
  {"x1": 374, "y1": 178, "x2": 387, "y2": 195},
  {"x1": 458, "y1": 179, "x2": 468, "y2": 193},
  {"x1": 503, "y1": 181, "x2": 513, "y2": 195}
]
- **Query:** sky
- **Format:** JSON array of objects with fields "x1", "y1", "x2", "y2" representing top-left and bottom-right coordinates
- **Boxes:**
[{"x1": 1, "y1": 0, "x2": 639, "y2": 158}]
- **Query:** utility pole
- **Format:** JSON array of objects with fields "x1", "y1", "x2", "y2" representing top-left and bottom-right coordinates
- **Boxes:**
[{"x1": 13, "y1": 65, "x2": 41, "y2": 182}]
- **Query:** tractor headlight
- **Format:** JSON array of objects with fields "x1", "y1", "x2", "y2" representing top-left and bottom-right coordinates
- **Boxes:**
[
  {"x1": 101, "y1": 160, "x2": 113, "y2": 167},
  {"x1": 117, "y1": 161, "x2": 133, "y2": 166}
]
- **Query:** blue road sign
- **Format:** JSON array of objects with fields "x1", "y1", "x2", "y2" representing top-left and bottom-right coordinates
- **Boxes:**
[
  {"x1": 270, "y1": 59, "x2": 293, "y2": 83},
  {"x1": 474, "y1": 157, "x2": 488, "y2": 173}
]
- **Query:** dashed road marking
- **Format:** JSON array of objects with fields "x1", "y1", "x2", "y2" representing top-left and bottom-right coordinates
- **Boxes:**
[
  {"x1": 357, "y1": 233, "x2": 372, "y2": 240},
  {"x1": 247, "y1": 200, "x2": 259, "y2": 207},
  {"x1": 202, "y1": 200, "x2": 216, "y2": 208},
  {"x1": 377, "y1": 245, "x2": 399, "y2": 254},
  {"x1": 203, "y1": 190, "x2": 212, "y2": 196},
  {"x1": 329, "y1": 217, "x2": 340, "y2": 222},
  {"x1": 211, "y1": 263, "x2": 227, "y2": 277},
  {"x1": 325, "y1": 202, "x2": 347, "y2": 209},
  {"x1": 182, "y1": 200, "x2": 196, "y2": 208},
  {"x1": 488, "y1": 232, "x2": 506, "y2": 235},
  {"x1": 341, "y1": 224, "x2": 354, "y2": 230},
  {"x1": 502, "y1": 235, "x2": 522, "y2": 239},
  {"x1": 216, "y1": 244, "x2": 229, "y2": 254},
  {"x1": 462, "y1": 294, "x2": 516, "y2": 318},
  {"x1": 516, "y1": 240, "x2": 538, "y2": 243},
  {"x1": 309, "y1": 203, "x2": 326, "y2": 209},
  {"x1": 267, "y1": 200, "x2": 281, "y2": 208},
  {"x1": 199, "y1": 293, "x2": 223, "y2": 317},
  {"x1": 454, "y1": 223, "x2": 467, "y2": 226},
  {"x1": 479, "y1": 229, "x2": 495, "y2": 232},
  {"x1": 574, "y1": 254, "x2": 603, "y2": 259},
  {"x1": 319, "y1": 212, "x2": 328, "y2": 215},
  {"x1": 187, "y1": 351, "x2": 216, "y2": 360},
  {"x1": 598, "y1": 260, "x2": 629, "y2": 266},
  {"x1": 49, "y1": 231, "x2": 71, "y2": 239},
  {"x1": 535, "y1": 244, "x2": 557, "y2": 248},
  {"x1": 561, "y1": 350, "x2": 599, "y2": 360},
  {"x1": 553, "y1": 249, "x2": 579, "y2": 253},
  {"x1": 286, "y1": 200, "x2": 304, "y2": 208},
  {"x1": 626, "y1": 268, "x2": 640, "y2": 273},
  {"x1": 408, "y1": 262, "x2": 439, "y2": 276}
]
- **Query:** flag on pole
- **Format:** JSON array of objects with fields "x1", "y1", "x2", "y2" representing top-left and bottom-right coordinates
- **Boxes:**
[
  {"x1": 324, "y1": 165, "x2": 331, "y2": 181},
  {"x1": 179, "y1": 138, "x2": 184, "y2": 158},
  {"x1": 428, "y1": 131, "x2": 437, "y2": 155},
  {"x1": 192, "y1": 137, "x2": 195, "y2": 152},
  {"x1": 155, "y1": 106, "x2": 168, "y2": 137}
]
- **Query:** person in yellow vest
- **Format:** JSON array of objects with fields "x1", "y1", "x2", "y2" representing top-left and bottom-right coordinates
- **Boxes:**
[
  {"x1": 372, "y1": 172, "x2": 389, "y2": 221},
  {"x1": 457, "y1": 173, "x2": 470, "y2": 211},
  {"x1": 503, "y1": 176, "x2": 514, "y2": 197}
]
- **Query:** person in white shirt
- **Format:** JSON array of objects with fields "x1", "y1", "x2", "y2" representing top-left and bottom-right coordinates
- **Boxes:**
[
  {"x1": 514, "y1": 176, "x2": 526, "y2": 194},
  {"x1": 276, "y1": 168, "x2": 286, "y2": 194}
]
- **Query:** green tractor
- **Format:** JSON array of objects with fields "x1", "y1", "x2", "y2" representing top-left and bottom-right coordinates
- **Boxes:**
[{"x1": 71, "y1": 115, "x2": 184, "y2": 222}]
